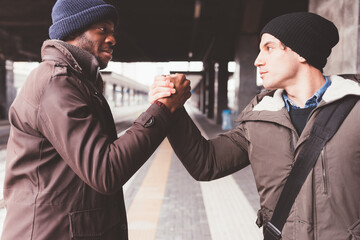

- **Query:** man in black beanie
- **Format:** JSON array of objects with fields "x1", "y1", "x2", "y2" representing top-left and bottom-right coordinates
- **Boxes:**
[
  {"x1": 150, "y1": 12, "x2": 360, "y2": 240},
  {"x1": 1, "y1": 0, "x2": 191, "y2": 239}
]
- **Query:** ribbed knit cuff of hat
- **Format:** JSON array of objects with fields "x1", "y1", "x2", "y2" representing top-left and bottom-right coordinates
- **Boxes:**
[{"x1": 49, "y1": 0, "x2": 118, "y2": 40}]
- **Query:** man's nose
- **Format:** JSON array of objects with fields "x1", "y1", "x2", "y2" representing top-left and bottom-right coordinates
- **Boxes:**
[
  {"x1": 106, "y1": 34, "x2": 116, "y2": 46},
  {"x1": 254, "y1": 52, "x2": 264, "y2": 67}
]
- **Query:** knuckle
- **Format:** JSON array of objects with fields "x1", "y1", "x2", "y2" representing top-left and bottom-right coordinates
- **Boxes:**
[{"x1": 174, "y1": 73, "x2": 185, "y2": 81}]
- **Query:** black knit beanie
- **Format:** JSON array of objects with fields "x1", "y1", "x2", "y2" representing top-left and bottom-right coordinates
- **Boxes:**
[
  {"x1": 260, "y1": 12, "x2": 339, "y2": 71},
  {"x1": 49, "y1": 0, "x2": 118, "y2": 40}
]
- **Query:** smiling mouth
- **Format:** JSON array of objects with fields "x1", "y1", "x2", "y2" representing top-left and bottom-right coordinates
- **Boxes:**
[
  {"x1": 101, "y1": 50, "x2": 113, "y2": 59},
  {"x1": 103, "y1": 50, "x2": 113, "y2": 54}
]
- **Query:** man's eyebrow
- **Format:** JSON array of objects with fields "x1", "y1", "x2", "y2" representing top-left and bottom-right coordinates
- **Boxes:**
[
  {"x1": 259, "y1": 40, "x2": 276, "y2": 50},
  {"x1": 263, "y1": 41, "x2": 276, "y2": 47}
]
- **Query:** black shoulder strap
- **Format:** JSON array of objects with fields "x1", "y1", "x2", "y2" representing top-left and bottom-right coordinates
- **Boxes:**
[{"x1": 264, "y1": 95, "x2": 359, "y2": 240}]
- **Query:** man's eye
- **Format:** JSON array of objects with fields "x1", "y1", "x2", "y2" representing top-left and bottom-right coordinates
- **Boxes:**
[
  {"x1": 267, "y1": 47, "x2": 273, "y2": 51},
  {"x1": 98, "y1": 27, "x2": 106, "y2": 32}
]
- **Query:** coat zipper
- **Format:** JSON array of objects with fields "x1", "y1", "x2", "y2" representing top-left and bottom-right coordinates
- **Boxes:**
[{"x1": 320, "y1": 148, "x2": 328, "y2": 194}]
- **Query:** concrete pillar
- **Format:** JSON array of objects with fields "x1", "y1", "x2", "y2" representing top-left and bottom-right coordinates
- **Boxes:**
[
  {"x1": 132, "y1": 89, "x2": 136, "y2": 104},
  {"x1": 134, "y1": 90, "x2": 139, "y2": 104},
  {"x1": 127, "y1": 88, "x2": 131, "y2": 105},
  {"x1": 0, "y1": 59, "x2": 15, "y2": 120},
  {"x1": 204, "y1": 61, "x2": 215, "y2": 119},
  {"x1": 121, "y1": 86, "x2": 124, "y2": 106},
  {"x1": 198, "y1": 77, "x2": 206, "y2": 113},
  {"x1": 234, "y1": 35, "x2": 259, "y2": 112},
  {"x1": 6, "y1": 61, "x2": 15, "y2": 116},
  {"x1": 214, "y1": 60, "x2": 229, "y2": 124},
  {"x1": 138, "y1": 91, "x2": 142, "y2": 104},
  {"x1": 0, "y1": 58, "x2": 6, "y2": 119},
  {"x1": 130, "y1": 88, "x2": 133, "y2": 105},
  {"x1": 140, "y1": 92, "x2": 146, "y2": 104},
  {"x1": 112, "y1": 84, "x2": 117, "y2": 107},
  {"x1": 199, "y1": 77, "x2": 206, "y2": 113},
  {"x1": 309, "y1": 0, "x2": 360, "y2": 74}
]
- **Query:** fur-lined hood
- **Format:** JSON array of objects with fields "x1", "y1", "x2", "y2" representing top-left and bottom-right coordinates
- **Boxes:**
[
  {"x1": 41, "y1": 39, "x2": 103, "y2": 91},
  {"x1": 236, "y1": 75, "x2": 360, "y2": 124}
]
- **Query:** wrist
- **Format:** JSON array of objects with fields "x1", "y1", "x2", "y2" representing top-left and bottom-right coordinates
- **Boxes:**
[
  {"x1": 156, "y1": 99, "x2": 178, "y2": 113},
  {"x1": 154, "y1": 100, "x2": 172, "y2": 115}
]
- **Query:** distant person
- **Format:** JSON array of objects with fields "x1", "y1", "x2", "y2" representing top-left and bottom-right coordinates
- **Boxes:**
[
  {"x1": 1, "y1": 0, "x2": 190, "y2": 239},
  {"x1": 151, "y1": 12, "x2": 360, "y2": 239}
]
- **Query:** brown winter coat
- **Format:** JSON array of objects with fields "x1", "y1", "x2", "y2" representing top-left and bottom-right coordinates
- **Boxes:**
[
  {"x1": 2, "y1": 40, "x2": 169, "y2": 240},
  {"x1": 168, "y1": 75, "x2": 360, "y2": 240}
]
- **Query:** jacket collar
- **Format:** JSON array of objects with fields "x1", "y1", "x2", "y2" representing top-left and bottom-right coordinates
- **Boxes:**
[
  {"x1": 322, "y1": 75, "x2": 360, "y2": 103},
  {"x1": 236, "y1": 75, "x2": 360, "y2": 129},
  {"x1": 41, "y1": 40, "x2": 100, "y2": 83},
  {"x1": 236, "y1": 89, "x2": 294, "y2": 130}
]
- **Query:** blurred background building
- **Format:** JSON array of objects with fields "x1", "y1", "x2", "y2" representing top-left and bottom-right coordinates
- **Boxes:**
[{"x1": 0, "y1": 0, "x2": 359, "y2": 123}]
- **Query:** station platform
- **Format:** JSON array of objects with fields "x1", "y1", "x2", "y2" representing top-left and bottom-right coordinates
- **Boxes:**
[{"x1": 0, "y1": 103, "x2": 263, "y2": 239}]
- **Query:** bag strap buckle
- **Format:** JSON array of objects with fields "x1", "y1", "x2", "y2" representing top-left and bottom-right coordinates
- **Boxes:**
[{"x1": 264, "y1": 222, "x2": 282, "y2": 240}]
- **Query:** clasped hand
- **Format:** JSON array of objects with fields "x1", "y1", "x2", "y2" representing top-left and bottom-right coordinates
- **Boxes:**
[{"x1": 149, "y1": 73, "x2": 191, "y2": 113}]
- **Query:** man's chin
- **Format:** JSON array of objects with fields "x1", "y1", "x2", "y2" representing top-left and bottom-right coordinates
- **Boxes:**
[
  {"x1": 262, "y1": 82, "x2": 277, "y2": 90},
  {"x1": 98, "y1": 59, "x2": 110, "y2": 69},
  {"x1": 99, "y1": 63, "x2": 108, "y2": 70},
  {"x1": 263, "y1": 86, "x2": 276, "y2": 90}
]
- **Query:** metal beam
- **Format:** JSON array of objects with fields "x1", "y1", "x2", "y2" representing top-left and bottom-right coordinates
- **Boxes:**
[
  {"x1": 0, "y1": 21, "x2": 50, "y2": 27},
  {"x1": 240, "y1": 0, "x2": 264, "y2": 34}
]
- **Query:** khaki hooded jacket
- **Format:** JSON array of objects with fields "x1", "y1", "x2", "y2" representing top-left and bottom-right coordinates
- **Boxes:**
[
  {"x1": 168, "y1": 75, "x2": 360, "y2": 240},
  {"x1": 2, "y1": 40, "x2": 170, "y2": 240}
]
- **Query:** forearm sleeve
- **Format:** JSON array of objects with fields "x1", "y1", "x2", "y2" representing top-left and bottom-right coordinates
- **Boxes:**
[
  {"x1": 38, "y1": 78, "x2": 169, "y2": 195},
  {"x1": 167, "y1": 107, "x2": 250, "y2": 181}
]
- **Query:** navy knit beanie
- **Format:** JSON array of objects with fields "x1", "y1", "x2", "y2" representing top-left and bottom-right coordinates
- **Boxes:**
[
  {"x1": 260, "y1": 12, "x2": 339, "y2": 71},
  {"x1": 49, "y1": 0, "x2": 118, "y2": 40}
]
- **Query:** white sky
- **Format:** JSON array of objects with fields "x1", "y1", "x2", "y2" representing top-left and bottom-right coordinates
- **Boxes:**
[
  {"x1": 104, "y1": 61, "x2": 204, "y2": 86},
  {"x1": 14, "y1": 61, "x2": 236, "y2": 86}
]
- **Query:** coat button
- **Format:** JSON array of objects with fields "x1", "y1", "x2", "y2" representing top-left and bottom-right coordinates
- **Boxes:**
[{"x1": 144, "y1": 117, "x2": 155, "y2": 127}]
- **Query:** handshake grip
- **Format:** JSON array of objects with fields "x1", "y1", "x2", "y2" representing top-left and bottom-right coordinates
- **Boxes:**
[{"x1": 150, "y1": 73, "x2": 191, "y2": 113}]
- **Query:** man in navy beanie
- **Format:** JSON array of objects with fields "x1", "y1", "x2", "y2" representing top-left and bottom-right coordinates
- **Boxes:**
[
  {"x1": 150, "y1": 11, "x2": 360, "y2": 240},
  {"x1": 2, "y1": 0, "x2": 191, "y2": 239}
]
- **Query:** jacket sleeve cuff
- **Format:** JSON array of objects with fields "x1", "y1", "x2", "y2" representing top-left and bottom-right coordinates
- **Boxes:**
[
  {"x1": 154, "y1": 100, "x2": 171, "y2": 116},
  {"x1": 134, "y1": 103, "x2": 170, "y2": 129}
]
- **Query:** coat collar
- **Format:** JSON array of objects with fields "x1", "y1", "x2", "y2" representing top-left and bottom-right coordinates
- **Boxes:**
[
  {"x1": 322, "y1": 75, "x2": 360, "y2": 103},
  {"x1": 41, "y1": 40, "x2": 100, "y2": 84},
  {"x1": 236, "y1": 75, "x2": 360, "y2": 130}
]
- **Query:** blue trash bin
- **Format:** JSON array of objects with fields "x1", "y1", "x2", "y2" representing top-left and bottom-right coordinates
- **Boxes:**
[{"x1": 222, "y1": 109, "x2": 232, "y2": 130}]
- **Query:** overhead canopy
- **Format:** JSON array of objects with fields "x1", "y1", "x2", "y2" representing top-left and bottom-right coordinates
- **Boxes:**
[{"x1": 0, "y1": 0, "x2": 308, "y2": 62}]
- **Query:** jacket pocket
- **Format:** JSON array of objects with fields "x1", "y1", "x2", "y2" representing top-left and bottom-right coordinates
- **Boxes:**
[
  {"x1": 320, "y1": 148, "x2": 328, "y2": 194},
  {"x1": 68, "y1": 207, "x2": 124, "y2": 239},
  {"x1": 349, "y1": 218, "x2": 360, "y2": 240}
]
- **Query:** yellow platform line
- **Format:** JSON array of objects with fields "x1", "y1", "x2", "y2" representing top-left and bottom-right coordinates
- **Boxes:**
[{"x1": 127, "y1": 138, "x2": 173, "y2": 240}]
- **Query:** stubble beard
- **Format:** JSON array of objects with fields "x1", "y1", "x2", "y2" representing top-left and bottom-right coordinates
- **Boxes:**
[{"x1": 78, "y1": 33, "x2": 108, "y2": 69}]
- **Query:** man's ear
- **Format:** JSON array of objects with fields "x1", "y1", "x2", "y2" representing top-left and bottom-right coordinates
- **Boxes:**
[
  {"x1": 298, "y1": 56, "x2": 306, "y2": 63},
  {"x1": 64, "y1": 29, "x2": 84, "y2": 43},
  {"x1": 64, "y1": 34, "x2": 78, "y2": 42}
]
